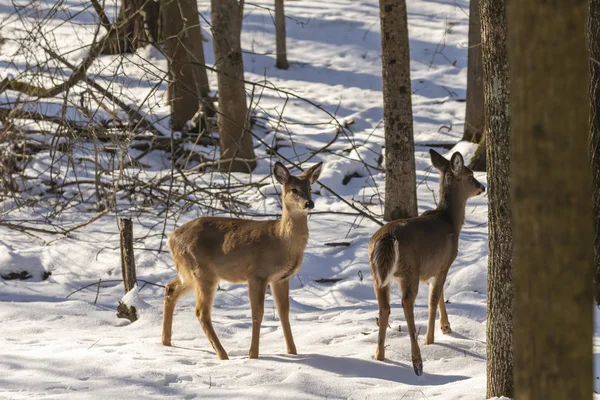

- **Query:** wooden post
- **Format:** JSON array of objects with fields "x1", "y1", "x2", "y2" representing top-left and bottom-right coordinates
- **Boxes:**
[
  {"x1": 119, "y1": 218, "x2": 137, "y2": 293},
  {"x1": 275, "y1": 0, "x2": 289, "y2": 69}
]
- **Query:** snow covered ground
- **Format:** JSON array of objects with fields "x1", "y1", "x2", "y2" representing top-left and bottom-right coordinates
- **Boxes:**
[{"x1": 0, "y1": 0, "x2": 595, "y2": 399}]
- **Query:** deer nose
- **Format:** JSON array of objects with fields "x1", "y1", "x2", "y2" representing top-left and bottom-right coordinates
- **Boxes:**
[
  {"x1": 479, "y1": 183, "x2": 486, "y2": 194},
  {"x1": 304, "y1": 200, "x2": 314, "y2": 210}
]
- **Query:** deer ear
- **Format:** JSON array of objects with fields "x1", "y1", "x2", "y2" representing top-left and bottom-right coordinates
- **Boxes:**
[
  {"x1": 302, "y1": 162, "x2": 323, "y2": 184},
  {"x1": 273, "y1": 162, "x2": 291, "y2": 185},
  {"x1": 429, "y1": 149, "x2": 449, "y2": 171},
  {"x1": 450, "y1": 152, "x2": 464, "y2": 175}
]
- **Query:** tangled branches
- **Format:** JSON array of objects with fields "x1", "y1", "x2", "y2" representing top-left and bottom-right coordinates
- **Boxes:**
[{"x1": 0, "y1": 0, "x2": 385, "y2": 245}]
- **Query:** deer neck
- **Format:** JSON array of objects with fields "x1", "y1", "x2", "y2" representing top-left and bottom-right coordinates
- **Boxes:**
[
  {"x1": 277, "y1": 206, "x2": 309, "y2": 242},
  {"x1": 438, "y1": 189, "x2": 467, "y2": 235}
]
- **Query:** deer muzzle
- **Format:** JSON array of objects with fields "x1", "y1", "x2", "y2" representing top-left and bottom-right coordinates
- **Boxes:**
[
  {"x1": 478, "y1": 183, "x2": 486, "y2": 194},
  {"x1": 304, "y1": 200, "x2": 314, "y2": 210}
]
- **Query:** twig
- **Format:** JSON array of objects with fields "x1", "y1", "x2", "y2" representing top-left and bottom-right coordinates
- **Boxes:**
[{"x1": 94, "y1": 278, "x2": 102, "y2": 304}]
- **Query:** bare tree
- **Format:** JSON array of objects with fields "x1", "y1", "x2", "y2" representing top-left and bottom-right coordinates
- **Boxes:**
[
  {"x1": 212, "y1": 0, "x2": 256, "y2": 172},
  {"x1": 379, "y1": 0, "x2": 417, "y2": 221},
  {"x1": 162, "y1": 0, "x2": 211, "y2": 131},
  {"x1": 589, "y1": 0, "x2": 600, "y2": 305},
  {"x1": 509, "y1": 2, "x2": 592, "y2": 399},
  {"x1": 481, "y1": 0, "x2": 512, "y2": 397},
  {"x1": 275, "y1": 0, "x2": 289, "y2": 69},
  {"x1": 99, "y1": 0, "x2": 162, "y2": 55},
  {"x1": 463, "y1": 0, "x2": 484, "y2": 144}
]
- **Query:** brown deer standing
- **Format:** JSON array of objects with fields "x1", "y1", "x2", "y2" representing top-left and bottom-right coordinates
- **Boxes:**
[
  {"x1": 162, "y1": 161, "x2": 322, "y2": 360},
  {"x1": 369, "y1": 150, "x2": 485, "y2": 376}
]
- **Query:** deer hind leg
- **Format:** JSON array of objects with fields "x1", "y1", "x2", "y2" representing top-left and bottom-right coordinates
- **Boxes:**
[
  {"x1": 438, "y1": 291, "x2": 452, "y2": 334},
  {"x1": 248, "y1": 277, "x2": 268, "y2": 359},
  {"x1": 425, "y1": 272, "x2": 447, "y2": 345},
  {"x1": 162, "y1": 278, "x2": 192, "y2": 346},
  {"x1": 400, "y1": 276, "x2": 423, "y2": 376},
  {"x1": 271, "y1": 279, "x2": 297, "y2": 355},
  {"x1": 374, "y1": 280, "x2": 391, "y2": 361},
  {"x1": 195, "y1": 272, "x2": 229, "y2": 360}
]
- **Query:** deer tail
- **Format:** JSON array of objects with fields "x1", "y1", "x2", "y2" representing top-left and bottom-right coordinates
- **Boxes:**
[{"x1": 370, "y1": 235, "x2": 398, "y2": 288}]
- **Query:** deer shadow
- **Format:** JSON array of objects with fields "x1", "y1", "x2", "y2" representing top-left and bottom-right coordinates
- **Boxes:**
[{"x1": 261, "y1": 353, "x2": 469, "y2": 385}]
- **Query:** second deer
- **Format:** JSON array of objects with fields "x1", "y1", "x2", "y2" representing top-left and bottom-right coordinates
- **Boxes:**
[
  {"x1": 369, "y1": 150, "x2": 485, "y2": 375},
  {"x1": 162, "y1": 161, "x2": 322, "y2": 360}
]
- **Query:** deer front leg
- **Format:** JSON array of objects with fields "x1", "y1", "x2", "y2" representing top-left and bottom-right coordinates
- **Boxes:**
[
  {"x1": 271, "y1": 279, "x2": 297, "y2": 355},
  {"x1": 425, "y1": 276, "x2": 446, "y2": 345},
  {"x1": 248, "y1": 277, "x2": 268, "y2": 359},
  {"x1": 438, "y1": 291, "x2": 452, "y2": 334},
  {"x1": 400, "y1": 277, "x2": 422, "y2": 376}
]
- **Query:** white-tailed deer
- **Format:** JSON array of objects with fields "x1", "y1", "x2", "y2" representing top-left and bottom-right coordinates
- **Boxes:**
[
  {"x1": 369, "y1": 150, "x2": 485, "y2": 376},
  {"x1": 162, "y1": 161, "x2": 322, "y2": 360}
]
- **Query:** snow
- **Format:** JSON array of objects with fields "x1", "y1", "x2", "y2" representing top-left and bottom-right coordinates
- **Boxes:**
[{"x1": 0, "y1": 0, "x2": 594, "y2": 399}]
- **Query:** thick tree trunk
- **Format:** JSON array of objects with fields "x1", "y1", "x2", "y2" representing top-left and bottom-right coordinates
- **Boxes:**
[
  {"x1": 508, "y1": 2, "x2": 592, "y2": 399},
  {"x1": 589, "y1": 0, "x2": 600, "y2": 305},
  {"x1": 481, "y1": 0, "x2": 512, "y2": 398},
  {"x1": 100, "y1": 0, "x2": 162, "y2": 55},
  {"x1": 275, "y1": 0, "x2": 289, "y2": 69},
  {"x1": 162, "y1": 0, "x2": 210, "y2": 132},
  {"x1": 469, "y1": 134, "x2": 486, "y2": 171},
  {"x1": 463, "y1": 0, "x2": 484, "y2": 143},
  {"x1": 379, "y1": 0, "x2": 417, "y2": 221},
  {"x1": 212, "y1": 0, "x2": 256, "y2": 173}
]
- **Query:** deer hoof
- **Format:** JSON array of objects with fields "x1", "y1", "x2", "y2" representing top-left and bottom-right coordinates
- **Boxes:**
[
  {"x1": 162, "y1": 340, "x2": 172, "y2": 347},
  {"x1": 287, "y1": 348, "x2": 297, "y2": 355},
  {"x1": 217, "y1": 352, "x2": 229, "y2": 360},
  {"x1": 248, "y1": 351, "x2": 259, "y2": 359},
  {"x1": 424, "y1": 336, "x2": 434, "y2": 345},
  {"x1": 412, "y1": 359, "x2": 423, "y2": 376},
  {"x1": 441, "y1": 324, "x2": 452, "y2": 334}
]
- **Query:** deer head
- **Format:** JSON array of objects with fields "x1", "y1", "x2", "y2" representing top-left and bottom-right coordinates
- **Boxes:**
[
  {"x1": 430, "y1": 149, "x2": 485, "y2": 204},
  {"x1": 274, "y1": 162, "x2": 323, "y2": 213}
]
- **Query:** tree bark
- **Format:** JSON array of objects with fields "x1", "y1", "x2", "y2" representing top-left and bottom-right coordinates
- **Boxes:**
[
  {"x1": 469, "y1": 134, "x2": 486, "y2": 171},
  {"x1": 162, "y1": 0, "x2": 211, "y2": 132},
  {"x1": 589, "y1": 0, "x2": 600, "y2": 305},
  {"x1": 275, "y1": 0, "x2": 289, "y2": 69},
  {"x1": 100, "y1": 0, "x2": 162, "y2": 55},
  {"x1": 212, "y1": 0, "x2": 256, "y2": 173},
  {"x1": 463, "y1": 0, "x2": 484, "y2": 143},
  {"x1": 508, "y1": 2, "x2": 593, "y2": 399},
  {"x1": 379, "y1": 0, "x2": 418, "y2": 221},
  {"x1": 481, "y1": 0, "x2": 512, "y2": 398}
]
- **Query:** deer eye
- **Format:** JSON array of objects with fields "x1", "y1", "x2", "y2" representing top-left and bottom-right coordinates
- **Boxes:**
[{"x1": 290, "y1": 188, "x2": 299, "y2": 194}]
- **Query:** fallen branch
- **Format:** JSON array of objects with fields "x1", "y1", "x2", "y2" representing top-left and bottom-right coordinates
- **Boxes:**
[
  {"x1": 66, "y1": 278, "x2": 165, "y2": 299},
  {"x1": 314, "y1": 277, "x2": 344, "y2": 284},
  {"x1": 324, "y1": 242, "x2": 351, "y2": 247}
]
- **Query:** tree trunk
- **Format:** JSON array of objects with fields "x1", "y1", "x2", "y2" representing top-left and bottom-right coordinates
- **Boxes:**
[
  {"x1": 589, "y1": 0, "x2": 600, "y2": 305},
  {"x1": 469, "y1": 134, "x2": 486, "y2": 171},
  {"x1": 379, "y1": 0, "x2": 418, "y2": 221},
  {"x1": 100, "y1": 0, "x2": 162, "y2": 55},
  {"x1": 162, "y1": 0, "x2": 211, "y2": 132},
  {"x1": 212, "y1": 0, "x2": 256, "y2": 173},
  {"x1": 481, "y1": 0, "x2": 512, "y2": 398},
  {"x1": 275, "y1": 0, "x2": 289, "y2": 69},
  {"x1": 463, "y1": 0, "x2": 484, "y2": 143},
  {"x1": 508, "y1": 2, "x2": 592, "y2": 399}
]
